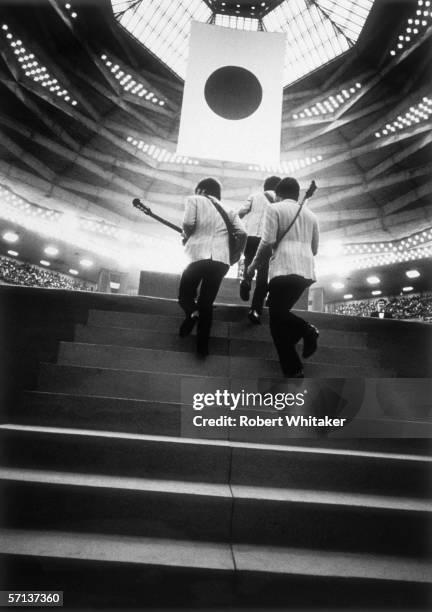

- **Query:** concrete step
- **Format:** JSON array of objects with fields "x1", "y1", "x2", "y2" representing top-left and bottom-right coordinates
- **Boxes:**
[
  {"x1": 87, "y1": 309, "x2": 369, "y2": 348},
  {"x1": 57, "y1": 342, "x2": 369, "y2": 378},
  {"x1": 18, "y1": 391, "x2": 432, "y2": 442},
  {"x1": 230, "y1": 483, "x2": 431, "y2": 557},
  {"x1": 1, "y1": 425, "x2": 430, "y2": 498},
  {"x1": 19, "y1": 392, "x2": 182, "y2": 436},
  {"x1": 1, "y1": 529, "x2": 430, "y2": 609},
  {"x1": 37, "y1": 363, "x2": 213, "y2": 402},
  {"x1": 0, "y1": 468, "x2": 232, "y2": 543},
  {"x1": 0, "y1": 467, "x2": 430, "y2": 557},
  {"x1": 0, "y1": 425, "x2": 231, "y2": 483},
  {"x1": 102, "y1": 289, "x2": 402, "y2": 335},
  {"x1": 75, "y1": 324, "x2": 379, "y2": 367}
]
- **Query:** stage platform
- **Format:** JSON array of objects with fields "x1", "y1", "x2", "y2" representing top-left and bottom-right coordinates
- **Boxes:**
[{"x1": 139, "y1": 269, "x2": 310, "y2": 309}]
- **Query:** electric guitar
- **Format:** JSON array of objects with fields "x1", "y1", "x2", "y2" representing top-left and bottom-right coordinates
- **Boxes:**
[{"x1": 132, "y1": 198, "x2": 183, "y2": 234}]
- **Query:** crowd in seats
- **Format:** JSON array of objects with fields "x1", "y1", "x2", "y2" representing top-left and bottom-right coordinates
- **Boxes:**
[
  {"x1": 332, "y1": 293, "x2": 432, "y2": 322},
  {"x1": 0, "y1": 256, "x2": 94, "y2": 291}
]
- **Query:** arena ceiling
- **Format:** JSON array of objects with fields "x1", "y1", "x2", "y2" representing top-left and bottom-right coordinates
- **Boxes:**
[
  {"x1": 113, "y1": 0, "x2": 375, "y2": 84},
  {"x1": 0, "y1": 0, "x2": 431, "y2": 283}
]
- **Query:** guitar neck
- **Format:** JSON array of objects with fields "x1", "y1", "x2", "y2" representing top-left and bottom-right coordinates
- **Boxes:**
[
  {"x1": 148, "y1": 211, "x2": 182, "y2": 234},
  {"x1": 133, "y1": 198, "x2": 183, "y2": 234},
  {"x1": 300, "y1": 182, "x2": 317, "y2": 208}
]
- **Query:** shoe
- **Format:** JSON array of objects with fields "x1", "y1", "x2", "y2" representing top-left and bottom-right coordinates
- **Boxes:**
[
  {"x1": 302, "y1": 324, "x2": 319, "y2": 358},
  {"x1": 284, "y1": 369, "x2": 304, "y2": 379},
  {"x1": 240, "y1": 280, "x2": 251, "y2": 301},
  {"x1": 248, "y1": 309, "x2": 261, "y2": 325},
  {"x1": 179, "y1": 312, "x2": 198, "y2": 337},
  {"x1": 292, "y1": 370, "x2": 304, "y2": 379}
]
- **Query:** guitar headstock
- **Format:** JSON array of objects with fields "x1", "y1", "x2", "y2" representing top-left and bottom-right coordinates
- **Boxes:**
[
  {"x1": 132, "y1": 198, "x2": 151, "y2": 215},
  {"x1": 305, "y1": 180, "x2": 317, "y2": 200}
]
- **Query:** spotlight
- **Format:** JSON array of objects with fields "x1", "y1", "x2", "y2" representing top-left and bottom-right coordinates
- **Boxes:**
[
  {"x1": 402, "y1": 286, "x2": 414, "y2": 292},
  {"x1": 40, "y1": 259, "x2": 50, "y2": 266},
  {"x1": 44, "y1": 245, "x2": 59, "y2": 256},
  {"x1": 371, "y1": 290, "x2": 382, "y2": 296},
  {"x1": 366, "y1": 275, "x2": 380, "y2": 285},
  {"x1": 3, "y1": 231, "x2": 19, "y2": 243},
  {"x1": 7, "y1": 250, "x2": 18, "y2": 256},
  {"x1": 79, "y1": 258, "x2": 93, "y2": 268},
  {"x1": 343, "y1": 294, "x2": 353, "y2": 300},
  {"x1": 405, "y1": 269, "x2": 420, "y2": 278},
  {"x1": 69, "y1": 268, "x2": 78, "y2": 275}
]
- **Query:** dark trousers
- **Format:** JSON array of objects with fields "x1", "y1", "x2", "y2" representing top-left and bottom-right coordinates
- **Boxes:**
[
  {"x1": 268, "y1": 274, "x2": 311, "y2": 375},
  {"x1": 178, "y1": 259, "x2": 229, "y2": 351},
  {"x1": 243, "y1": 236, "x2": 269, "y2": 314}
]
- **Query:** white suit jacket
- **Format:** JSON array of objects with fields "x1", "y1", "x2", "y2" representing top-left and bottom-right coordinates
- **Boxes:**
[{"x1": 183, "y1": 195, "x2": 245, "y2": 266}]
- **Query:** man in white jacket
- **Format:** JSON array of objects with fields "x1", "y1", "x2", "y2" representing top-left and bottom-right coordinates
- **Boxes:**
[
  {"x1": 238, "y1": 175, "x2": 280, "y2": 324},
  {"x1": 179, "y1": 177, "x2": 246, "y2": 357},
  {"x1": 247, "y1": 177, "x2": 319, "y2": 377}
]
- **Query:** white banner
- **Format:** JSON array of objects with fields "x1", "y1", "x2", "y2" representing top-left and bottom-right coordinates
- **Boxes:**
[{"x1": 177, "y1": 21, "x2": 285, "y2": 165}]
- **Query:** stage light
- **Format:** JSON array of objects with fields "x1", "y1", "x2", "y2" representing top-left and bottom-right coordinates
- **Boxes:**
[
  {"x1": 3, "y1": 231, "x2": 19, "y2": 243},
  {"x1": 367, "y1": 275, "x2": 380, "y2": 285},
  {"x1": 5, "y1": 26, "x2": 76, "y2": 106},
  {"x1": 7, "y1": 250, "x2": 18, "y2": 257},
  {"x1": 371, "y1": 290, "x2": 382, "y2": 296},
  {"x1": 69, "y1": 268, "x2": 78, "y2": 276},
  {"x1": 331, "y1": 281, "x2": 345, "y2": 290},
  {"x1": 44, "y1": 246, "x2": 59, "y2": 256},
  {"x1": 343, "y1": 294, "x2": 353, "y2": 300},
  {"x1": 40, "y1": 260, "x2": 50, "y2": 266},
  {"x1": 406, "y1": 269, "x2": 420, "y2": 278},
  {"x1": 402, "y1": 286, "x2": 414, "y2": 292},
  {"x1": 80, "y1": 258, "x2": 93, "y2": 268}
]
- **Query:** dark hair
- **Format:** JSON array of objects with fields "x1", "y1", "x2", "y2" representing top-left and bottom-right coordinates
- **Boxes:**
[
  {"x1": 276, "y1": 177, "x2": 300, "y2": 201},
  {"x1": 195, "y1": 177, "x2": 221, "y2": 200},
  {"x1": 263, "y1": 175, "x2": 281, "y2": 192}
]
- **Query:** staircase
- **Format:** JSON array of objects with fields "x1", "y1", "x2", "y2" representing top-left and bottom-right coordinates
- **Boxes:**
[{"x1": 0, "y1": 287, "x2": 431, "y2": 609}]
